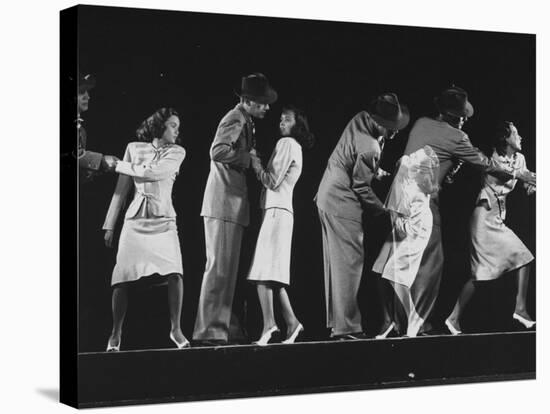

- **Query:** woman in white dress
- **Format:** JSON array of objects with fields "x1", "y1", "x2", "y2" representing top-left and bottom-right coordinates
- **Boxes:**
[
  {"x1": 373, "y1": 145, "x2": 440, "y2": 337},
  {"x1": 445, "y1": 121, "x2": 536, "y2": 334},
  {"x1": 248, "y1": 106, "x2": 315, "y2": 345},
  {"x1": 103, "y1": 108, "x2": 189, "y2": 351}
]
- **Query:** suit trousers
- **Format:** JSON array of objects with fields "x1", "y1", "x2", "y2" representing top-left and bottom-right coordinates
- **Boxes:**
[
  {"x1": 318, "y1": 208, "x2": 364, "y2": 336},
  {"x1": 193, "y1": 217, "x2": 244, "y2": 341}
]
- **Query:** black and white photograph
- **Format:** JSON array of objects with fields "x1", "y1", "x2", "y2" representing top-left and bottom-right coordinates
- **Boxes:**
[
  {"x1": 2, "y1": 0, "x2": 549, "y2": 413},
  {"x1": 58, "y1": 2, "x2": 540, "y2": 407}
]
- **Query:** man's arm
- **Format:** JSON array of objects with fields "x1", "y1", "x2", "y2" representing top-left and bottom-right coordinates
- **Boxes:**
[
  {"x1": 210, "y1": 113, "x2": 251, "y2": 168},
  {"x1": 351, "y1": 150, "x2": 386, "y2": 215},
  {"x1": 454, "y1": 134, "x2": 513, "y2": 181},
  {"x1": 78, "y1": 149, "x2": 103, "y2": 171}
]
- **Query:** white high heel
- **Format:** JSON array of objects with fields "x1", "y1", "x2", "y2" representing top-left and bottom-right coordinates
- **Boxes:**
[
  {"x1": 513, "y1": 313, "x2": 536, "y2": 329},
  {"x1": 445, "y1": 319, "x2": 462, "y2": 335},
  {"x1": 254, "y1": 326, "x2": 280, "y2": 346},
  {"x1": 106, "y1": 336, "x2": 121, "y2": 352},
  {"x1": 282, "y1": 323, "x2": 304, "y2": 344},
  {"x1": 170, "y1": 332, "x2": 191, "y2": 349},
  {"x1": 375, "y1": 322, "x2": 396, "y2": 339}
]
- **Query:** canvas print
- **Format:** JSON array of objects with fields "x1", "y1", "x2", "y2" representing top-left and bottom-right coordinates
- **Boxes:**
[{"x1": 60, "y1": 4, "x2": 536, "y2": 408}]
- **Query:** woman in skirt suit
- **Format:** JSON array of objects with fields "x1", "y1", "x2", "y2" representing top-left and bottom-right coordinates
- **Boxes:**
[
  {"x1": 445, "y1": 121, "x2": 536, "y2": 334},
  {"x1": 248, "y1": 105, "x2": 315, "y2": 345},
  {"x1": 103, "y1": 108, "x2": 189, "y2": 351}
]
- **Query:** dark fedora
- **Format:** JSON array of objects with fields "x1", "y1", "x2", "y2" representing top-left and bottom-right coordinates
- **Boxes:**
[
  {"x1": 434, "y1": 85, "x2": 474, "y2": 118},
  {"x1": 369, "y1": 93, "x2": 410, "y2": 131},
  {"x1": 235, "y1": 73, "x2": 278, "y2": 105},
  {"x1": 78, "y1": 73, "x2": 96, "y2": 94}
]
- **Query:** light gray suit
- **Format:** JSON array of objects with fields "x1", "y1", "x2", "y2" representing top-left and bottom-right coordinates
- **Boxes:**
[
  {"x1": 315, "y1": 111, "x2": 387, "y2": 336},
  {"x1": 193, "y1": 104, "x2": 255, "y2": 341}
]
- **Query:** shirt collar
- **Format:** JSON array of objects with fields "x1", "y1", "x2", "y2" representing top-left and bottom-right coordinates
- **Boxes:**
[{"x1": 236, "y1": 103, "x2": 253, "y2": 124}]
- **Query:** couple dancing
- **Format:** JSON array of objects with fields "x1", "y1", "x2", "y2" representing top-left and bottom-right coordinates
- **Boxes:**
[{"x1": 194, "y1": 73, "x2": 315, "y2": 346}]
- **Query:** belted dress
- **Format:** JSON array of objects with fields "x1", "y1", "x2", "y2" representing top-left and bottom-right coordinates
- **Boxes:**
[{"x1": 103, "y1": 140, "x2": 186, "y2": 286}]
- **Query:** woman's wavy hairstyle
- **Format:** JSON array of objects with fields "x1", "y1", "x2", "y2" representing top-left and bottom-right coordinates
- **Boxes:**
[
  {"x1": 136, "y1": 107, "x2": 179, "y2": 143},
  {"x1": 494, "y1": 121, "x2": 514, "y2": 156},
  {"x1": 282, "y1": 105, "x2": 315, "y2": 149}
]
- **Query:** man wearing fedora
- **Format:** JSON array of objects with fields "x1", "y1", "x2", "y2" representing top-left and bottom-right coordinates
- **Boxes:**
[
  {"x1": 315, "y1": 93, "x2": 410, "y2": 340},
  {"x1": 401, "y1": 85, "x2": 536, "y2": 335},
  {"x1": 75, "y1": 74, "x2": 118, "y2": 182},
  {"x1": 193, "y1": 73, "x2": 278, "y2": 345}
]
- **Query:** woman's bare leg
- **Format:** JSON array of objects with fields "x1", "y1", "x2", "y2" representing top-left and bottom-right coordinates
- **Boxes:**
[
  {"x1": 108, "y1": 284, "x2": 128, "y2": 348},
  {"x1": 514, "y1": 265, "x2": 534, "y2": 321},
  {"x1": 447, "y1": 279, "x2": 476, "y2": 331},
  {"x1": 167, "y1": 273, "x2": 187, "y2": 343},
  {"x1": 279, "y1": 287, "x2": 300, "y2": 336},
  {"x1": 257, "y1": 283, "x2": 277, "y2": 335}
]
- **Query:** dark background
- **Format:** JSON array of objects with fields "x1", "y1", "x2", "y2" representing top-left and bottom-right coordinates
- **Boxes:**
[{"x1": 75, "y1": 5, "x2": 536, "y2": 352}]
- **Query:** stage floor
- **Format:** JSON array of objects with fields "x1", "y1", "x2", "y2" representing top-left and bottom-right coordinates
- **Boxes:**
[{"x1": 74, "y1": 331, "x2": 535, "y2": 408}]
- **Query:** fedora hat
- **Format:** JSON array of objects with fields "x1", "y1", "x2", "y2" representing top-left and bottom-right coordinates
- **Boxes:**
[
  {"x1": 434, "y1": 85, "x2": 474, "y2": 118},
  {"x1": 235, "y1": 73, "x2": 278, "y2": 105},
  {"x1": 369, "y1": 93, "x2": 410, "y2": 131},
  {"x1": 78, "y1": 73, "x2": 96, "y2": 94}
]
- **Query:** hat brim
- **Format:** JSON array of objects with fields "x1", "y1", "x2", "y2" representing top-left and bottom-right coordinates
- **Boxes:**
[
  {"x1": 435, "y1": 97, "x2": 474, "y2": 118},
  {"x1": 234, "y1": 87, "x2": 278, "y2": 105},
  {"x1": 371, "y1": 104, "x2": 410, "y2": 131},
  {"x1": 78, "y1": 79, "x2": 96, "y2": 93}
]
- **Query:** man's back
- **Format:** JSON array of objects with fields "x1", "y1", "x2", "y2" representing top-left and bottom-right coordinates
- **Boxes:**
[{"x1": 405, "y1": 116, "x2": 467, "y2": 185}]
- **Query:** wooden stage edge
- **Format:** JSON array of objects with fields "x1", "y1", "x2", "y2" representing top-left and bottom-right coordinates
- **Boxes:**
[{"x1": 75, "y1": 331, "x2": 535, "y2": 408}]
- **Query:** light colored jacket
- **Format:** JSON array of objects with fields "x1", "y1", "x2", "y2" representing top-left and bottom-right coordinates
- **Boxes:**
[
  {"x1": 103, "y1": 141, "x2": 186, "y2": 230},
  {"x1": 257, "y1": 137, "x2": 302, "y2": 213},
  {"x1": 200, "y1": 104, "x2": 255, "y2": 226},
  {"x1": 315, "y1": 111, "x2": 386, "y2": 222}
]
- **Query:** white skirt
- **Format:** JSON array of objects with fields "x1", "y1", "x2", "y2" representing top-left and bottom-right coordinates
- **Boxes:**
[
  {"x1": 247, "y1": 208, "x2": 294, "y2": 285},
  {"x1": 111, "y1": 217, "x2": 183, "y2": 286}
]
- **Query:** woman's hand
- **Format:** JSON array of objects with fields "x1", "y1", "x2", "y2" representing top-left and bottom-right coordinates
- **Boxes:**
[
  {"x1": 375, "y1": 167, "x2": 390, "y2": 180},
  {"x1": 517, "y1": 170, "x2": 536, "y2": 186},
  {"x1": 104, "y1": 230, "x2": 115, "y2": 248},
  {"x1": 250, "y1": 149, "x2": 262, "y2": 173},
  {"x1": 526, "y1": 184, "x2": 536, "y2": 196}
]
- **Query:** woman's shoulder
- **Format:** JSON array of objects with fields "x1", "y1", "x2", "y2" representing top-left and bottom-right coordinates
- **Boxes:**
[
  {"x1": 124, "y1": 141, "x2": 145, "y2": 153},
  {"x1": 166, "y1": 144, "x2": 186, "y2": 159},
  {"x1": 277, "y1": 136, "x2": 300, "y2": 146},
  {"x1": 277, "y1": 137, "x2": 302, "y2": 154}
]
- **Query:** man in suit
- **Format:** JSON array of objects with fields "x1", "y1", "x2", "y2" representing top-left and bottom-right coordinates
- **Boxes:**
[
  {"x1": 75, "y1": 74, "x2": 118, "y2": 182},
  {"x1": 193, "y1": 73, "x2": 277, "y2": 345},
  {"x1": 401, "y1": 85, "x2": 536, "y2": 335},
  {"x1": 315, "y1": 93, "x2": 410, "y2": 340}
]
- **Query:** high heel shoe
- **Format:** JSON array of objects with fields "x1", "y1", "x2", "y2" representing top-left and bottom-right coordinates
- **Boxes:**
[
  {"x1": 282, "y1": 323, "x2": 304, "y2": 344},
  {"x1": 106, "y1": 336, "x2": 121, "y2": 352},
  {"x1": 375, "y1": 322, "x2": 396, "y2": 339},
  {"x1": 170, "y1": 332, "x2": 191, "y2": 349},
  {"x1": 513, "y1": 313, "x2": 536, "y2": 329},
  {"x1": 445, "y1": 318, "x2": 462, "y2": 335},
  {"x1": 254, "y1": 326, "x2": 280, "y2": 346}
]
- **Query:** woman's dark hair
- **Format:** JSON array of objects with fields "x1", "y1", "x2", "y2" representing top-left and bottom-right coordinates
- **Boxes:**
[
  {"x1": 494, "y1": 121, "x2": 514, "y2": 156},
  {"x1": 136, "y1": 107, "x2": 179, "y2": 142},
  {"x1": 282, "y1": 105, "x2": 315, "y2": 149}
]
